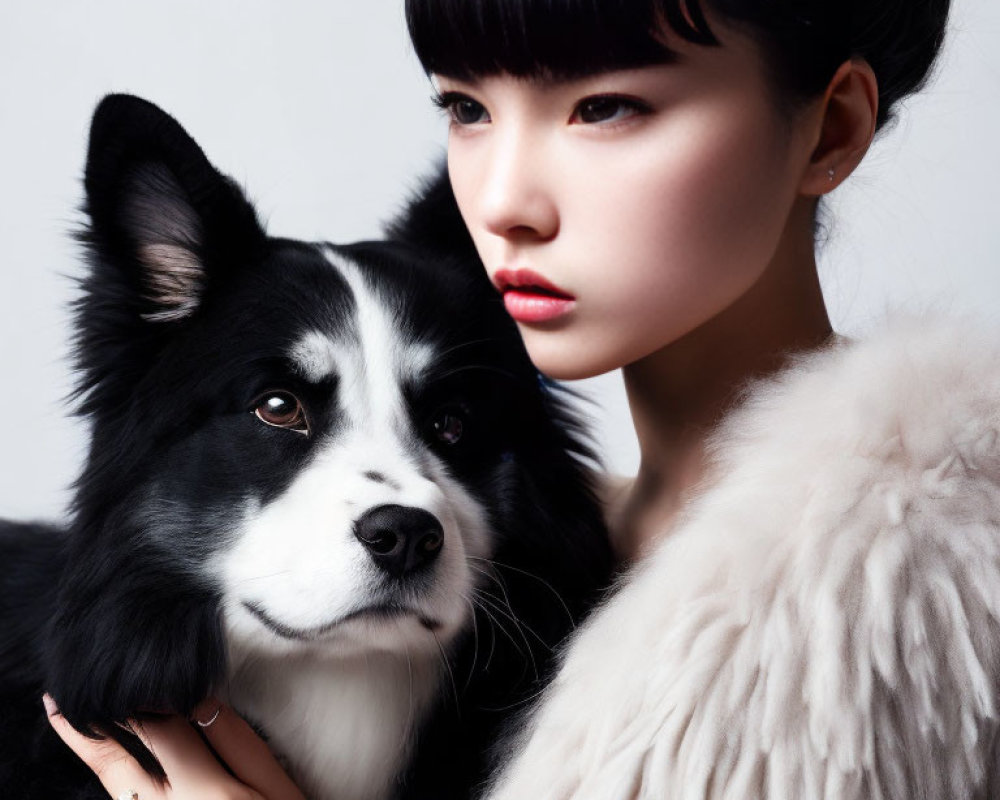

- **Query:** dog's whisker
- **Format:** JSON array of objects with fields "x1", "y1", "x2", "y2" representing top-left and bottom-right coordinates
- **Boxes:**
[
  {"x1": 472, "y1": 596, "x2": 501, "y2": 673},
  {"x1": 426, "y1": 336, "x2": 503, "y2": 362},
  {"x1": 231, "y1": 569, "x2": 298, "y2": 584},
  {"x1": 467, "y1": 562, "x2": 502, "y2": 590},
  {"x1": 461, "y1": 594, "x2": 481, "y2": 692},
  {"x1": 433, "y1": 630, "x2": 461, "y2": 716},
  {"x1": 473, "y1": 591, "x2": 541, "y2": 680},
  {"x1": 470, "y1": 560, "x2": 556, "y2": 660},
  {"x1": 473, "y1": 561, "x2": 518, "y2": 620},
  {"x1": 479, "y1": 683, "x2": 549, "y2": 714},
  {"x1": 468, "y1": 555, "x2": 576, "y2": 629},
  {"x1": 402, "y1": 636, "x2": 415, "y2": 752},
  {"x1": 472, "y1": 593, "x2": 531, "y2": 672},
  {"x1": 432, "y1": 363, "x2": 528, "y2": 386},
  {"x1": 470, "y1": 566, "x2": 546, "y2": 662}
]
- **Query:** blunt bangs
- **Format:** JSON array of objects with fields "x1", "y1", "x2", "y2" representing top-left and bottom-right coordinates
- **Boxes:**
[{"x1": 405, "y1": 0, "x2": 718, "y2": 80}]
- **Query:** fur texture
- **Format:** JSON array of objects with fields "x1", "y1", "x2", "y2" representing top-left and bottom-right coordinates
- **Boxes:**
[
  {"x1": 0, "y1": 95, "x2": 613, "y2": 800},
  {"x1": 486, "y1": 315, "x2": 1000, "y2": 800}
]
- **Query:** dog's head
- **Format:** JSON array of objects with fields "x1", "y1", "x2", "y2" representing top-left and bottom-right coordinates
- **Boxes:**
[{"x1": 46, "y1": 95, "x2": 611, "y2": 757}]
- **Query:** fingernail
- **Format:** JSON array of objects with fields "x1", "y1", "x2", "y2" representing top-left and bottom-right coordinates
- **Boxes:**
[{"x1": 42, "y1": 693, "x2": 58, "y2": 716}]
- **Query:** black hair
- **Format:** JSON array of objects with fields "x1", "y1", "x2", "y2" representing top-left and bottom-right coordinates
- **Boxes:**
[{"x1": 406, "y1": 0, "x2": 951, "y2": 130}]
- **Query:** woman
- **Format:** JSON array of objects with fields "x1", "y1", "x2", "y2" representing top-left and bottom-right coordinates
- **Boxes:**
[{"x1": 53, "y1": 1, "x2": 1000, "y2": 798}]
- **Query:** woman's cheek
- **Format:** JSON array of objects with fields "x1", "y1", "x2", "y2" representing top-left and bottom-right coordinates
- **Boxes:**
[{"x1": 568, "y1": 150, "x2": 796, "y2": 371}]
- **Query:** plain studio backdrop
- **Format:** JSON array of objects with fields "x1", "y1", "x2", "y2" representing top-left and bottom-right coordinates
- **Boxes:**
[{"x1": 1, "y1": 1, "x2": 999, "y2": 520}]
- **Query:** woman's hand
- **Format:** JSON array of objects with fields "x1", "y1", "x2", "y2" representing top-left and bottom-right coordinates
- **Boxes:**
[{"x1": 44, "y1": 694, "x2": 306, "y2": 800}]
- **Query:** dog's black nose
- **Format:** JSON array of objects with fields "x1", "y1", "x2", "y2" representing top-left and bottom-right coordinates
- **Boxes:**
[{"x1": 353, "y1": 504, "x2": 444, "y2": 578}]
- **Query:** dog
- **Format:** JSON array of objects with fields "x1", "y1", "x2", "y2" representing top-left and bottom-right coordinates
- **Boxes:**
[{"x1": 0, "y1": 94, "x2": 613, "y2": 800}]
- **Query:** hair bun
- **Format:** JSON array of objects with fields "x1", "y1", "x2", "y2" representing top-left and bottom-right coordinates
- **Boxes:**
[{"x1": 849, "y1": 0, "x2": 951, "y2": 128}]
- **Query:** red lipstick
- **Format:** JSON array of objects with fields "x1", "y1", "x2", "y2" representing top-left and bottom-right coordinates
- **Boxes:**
[{"x1": 493, "y1": 269, "x2": 575, "y2": 323}]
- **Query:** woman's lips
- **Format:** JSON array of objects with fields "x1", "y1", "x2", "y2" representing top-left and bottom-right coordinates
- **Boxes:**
[{"x1": 494, "y1": 268, "x2": 576, "y2": 323}]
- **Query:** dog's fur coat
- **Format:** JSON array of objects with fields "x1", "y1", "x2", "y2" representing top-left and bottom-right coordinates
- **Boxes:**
[{"x1": 486, "y1": 315, "x2": 1000, "y2": 800}]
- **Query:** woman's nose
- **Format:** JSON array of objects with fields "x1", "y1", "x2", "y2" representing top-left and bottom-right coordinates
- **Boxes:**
[{"x1": 477, "y1": 130, "x2": 559, "y2": 242}]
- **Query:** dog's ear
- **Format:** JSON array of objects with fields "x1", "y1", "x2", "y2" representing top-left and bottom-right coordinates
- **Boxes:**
[
  {"x1": 75, "y1": 94, "x2": 265, "y2": 415},
  {"x1": 385, "y1": 164, "x2": 480, "y2": 265}
]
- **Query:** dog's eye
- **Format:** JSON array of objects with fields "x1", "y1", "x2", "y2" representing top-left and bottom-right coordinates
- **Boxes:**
[
  {"x1": 432, "y1": 411, "x2": 464, "y2": 445},
  {"x1": 254, "y1": 392, "x2": 309, "y2": 436}
]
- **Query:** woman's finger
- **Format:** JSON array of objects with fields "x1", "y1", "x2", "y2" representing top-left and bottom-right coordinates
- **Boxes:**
[
  {"x1": 44, "y1": 694, "x2": 165, "y2": 800},
  {"x1": 192, "y1": 699, "x2": 306, "y2": 800},
  {"x1": 46, "y1": 693, "x2": 268, "y2": 800},
  {"x1": 131, "y1": 713, "x2": 263, "y2": 797}
]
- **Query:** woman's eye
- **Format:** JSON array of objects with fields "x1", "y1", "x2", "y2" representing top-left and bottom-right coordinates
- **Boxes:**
[
  {"x1": 434, "y1": 92, "x2": 490, "y2": 125},
  {"x1": 571, "y1": 96, "x2": 649, "y2": 125},
  {"x1": 254, "y1": 392, "x2": 309, "y2": 436},
  {"x1": 432, "y1": 410, "x2": 465, "y2": 445}
]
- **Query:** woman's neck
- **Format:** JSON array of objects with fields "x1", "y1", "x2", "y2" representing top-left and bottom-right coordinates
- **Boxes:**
[{"x1": 610, "y1": 203, "x2": 833, "y2": 563}]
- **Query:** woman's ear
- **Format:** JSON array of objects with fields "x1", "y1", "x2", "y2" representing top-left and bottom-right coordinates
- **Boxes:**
[{"x1": 800, "y1": 59, "x2": 879, "y2": 195}]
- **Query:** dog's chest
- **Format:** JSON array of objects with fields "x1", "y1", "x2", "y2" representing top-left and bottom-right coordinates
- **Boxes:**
[{"x1": 227, "y1": 653, "x2": 442, "y2": 800}]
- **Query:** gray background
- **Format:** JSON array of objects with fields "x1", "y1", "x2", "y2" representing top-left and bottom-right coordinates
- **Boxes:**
[{"x1": 2, "y1": 0, "x2": 999, "y2": 519}]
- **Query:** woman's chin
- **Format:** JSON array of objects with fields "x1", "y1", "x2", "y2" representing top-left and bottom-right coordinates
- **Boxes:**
[
  {"x1": 519, "y1": 326, "x2": 661, "y2": 382},
  {"x1": 521, "y1": 339, "x2": 624, "y2": 382}
]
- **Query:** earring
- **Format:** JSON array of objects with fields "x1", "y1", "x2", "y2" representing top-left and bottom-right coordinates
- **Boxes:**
[{"x1": 828, "y1": 167, "x2": 836, "y2": 183}]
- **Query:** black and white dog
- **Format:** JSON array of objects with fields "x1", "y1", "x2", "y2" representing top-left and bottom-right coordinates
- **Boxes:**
[{"x1": 0, "y1": 95, "x2": 612, "y2": 800}]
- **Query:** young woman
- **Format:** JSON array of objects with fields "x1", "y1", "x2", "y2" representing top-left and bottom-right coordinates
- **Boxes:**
[{"x1": 52, "y1": 1, "x2": 1000, "y2": 798}]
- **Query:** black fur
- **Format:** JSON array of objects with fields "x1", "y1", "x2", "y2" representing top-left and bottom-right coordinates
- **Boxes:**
[{"x1": 0, "y1": 95, "x2": 612, "y2": 799}]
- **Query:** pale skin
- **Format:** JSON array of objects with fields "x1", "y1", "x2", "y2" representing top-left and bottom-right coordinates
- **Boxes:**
[{"x1": 47, "y1": 15, "x2": 879, "y2": 798}]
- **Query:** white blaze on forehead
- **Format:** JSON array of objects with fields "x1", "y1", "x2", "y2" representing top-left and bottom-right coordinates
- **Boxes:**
[
  {"x1": 289, "y1": 249, "x2": 434, "y2": 431},
  {"x1": 290, "y1": 330, "x2": 343, "y2": 383}
]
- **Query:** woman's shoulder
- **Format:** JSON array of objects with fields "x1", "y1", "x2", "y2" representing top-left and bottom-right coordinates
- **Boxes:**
[{"x1": 485, "y1": 312, "x2": 1000, "y2": 800}]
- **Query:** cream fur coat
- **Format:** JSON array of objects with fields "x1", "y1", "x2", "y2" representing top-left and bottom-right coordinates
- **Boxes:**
[{"x1": 485, "y1": 316, "x2": 1000, "y2": 800}]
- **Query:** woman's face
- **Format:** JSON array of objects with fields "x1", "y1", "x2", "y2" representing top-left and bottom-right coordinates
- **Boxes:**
[{"x1": 436, "y1": 23, "x2": 822, "y2": 380}]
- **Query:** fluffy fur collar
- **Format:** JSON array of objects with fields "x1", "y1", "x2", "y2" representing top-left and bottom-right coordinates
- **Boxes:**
[{"x1": 486, "y1": 315, "x2": 1000, "y2": 800}]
